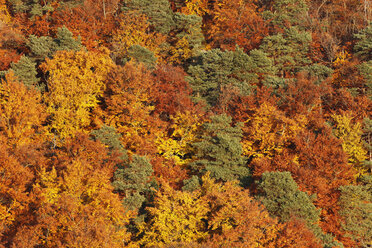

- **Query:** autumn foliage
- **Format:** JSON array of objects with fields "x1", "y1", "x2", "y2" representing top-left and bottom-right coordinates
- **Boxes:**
[{"x1": 0, "y1": 0, "x2": 370, "y2": 247}]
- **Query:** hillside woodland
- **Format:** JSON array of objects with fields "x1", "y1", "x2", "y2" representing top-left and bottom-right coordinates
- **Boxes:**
[{"x1": 0, "y1": 0, "x2": 371, "y2": 247}]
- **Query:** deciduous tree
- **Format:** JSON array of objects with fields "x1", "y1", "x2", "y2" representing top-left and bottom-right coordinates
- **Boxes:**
[{"x1": 42, "y1": 49, "x2": 114, "y2": 140}]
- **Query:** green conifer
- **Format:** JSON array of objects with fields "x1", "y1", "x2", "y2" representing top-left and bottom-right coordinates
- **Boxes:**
[{"x1": 188, "y1": 114, "x2": 249, "y2": 183}]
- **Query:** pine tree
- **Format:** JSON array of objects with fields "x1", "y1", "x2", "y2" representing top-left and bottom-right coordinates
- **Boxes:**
[
  {"x1": 257, "y1": 171, "x2": 320, "y2": 224},
  {"x1": 113, "y1": 155, "x2": 154, "y2": 212},
  {"x1": 257, "y1": 171, "x2": 341, "y2": 247},
  {"x1": 27, "y1": 26, "x2": 82, "y2": 61},
  {"x1": 121, "y1": 0, "x2": 175, "y2": 34},
  {"x1": 10, "y1": 55, "x2": 39, "y2": 88},
  {"x1": 258, "y1": 26, "x2": 312, "y2": 77},
  {"x1": 127, "y1": 45, "x2": 157, "y2": 69},
  {"x1": 187, "y1": 47, "x2": 274, "y2": 106},
  {"x1": 188, "y1": 114, "x2": 249, "y2": 183},
  {"x1": 354, "y1": 23, "x2": 372, "y2": 61},
  {"x1": 91, "y1": 125, "x2": 153, "y2": 213},
  {"x1": 339, "y1": 175, "x2": 372, "y2": 247},
  {"x1": 262, "y1": 0, "x2": 309, "y2": 29}
]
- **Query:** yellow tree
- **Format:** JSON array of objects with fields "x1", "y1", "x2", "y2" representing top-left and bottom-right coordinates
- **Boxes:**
[
  {"x1": 0, "y1": 0, "x2": 11, "y2": 24},
  {"x1": 111, "y1": 11, "x2": 166, "y2": 62},
  {"x1": 0, "y1": 72, "x2": 46, "y2": 147},
  {"x1": 242, "y1": 102, "x2": 307, "y2": 159},
  {"x1": 156, "y1": 111, "x2": 202, "y2": 166},
  {"x1": 181, "y1": 0, "x2": 210, "y2": 16},
  {"x1": 139, "y1": 181, "x2": 209, "y2": 247},
  {"x1": 333, "y1": 114, "x2": 368, "y2": 176},
  {"x1": 41, "y1": 48, "x2": 114, "y2": 140}
]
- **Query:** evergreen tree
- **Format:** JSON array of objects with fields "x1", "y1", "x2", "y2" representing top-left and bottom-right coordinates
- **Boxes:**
[
  {"x1": 354, "y1": 23, "x2": 372, "y2": 61},
  {"x1": 127, "y1": 45, "x2": 157, "y2": 69},
  {"x1": 301, "y1": 64, "x2": 333, "y2": 84},
  {"x1": 9, "y1": 0, "x2": 54, "y2": 17},
  {"x1": 362, "y1": 118, "x2": 372, "y2": 172},
  {"x1": 257, "y1": 171, "x2": 341, "y2": 248},
  {"x1": 90, "y1": 125, "x2": 128, "y2": 161},
  {"x1": 121, "y1": 0, "x2": 205, "y2": 64},
  {"x1": 10, "y1": 55, "x2": 39, "y2": 88},
  {"x1": 339, "y1": 175, "x2": 372, "y2": 247},
  {"x1": 357, "y1": 59, "x2": 372, "y2": 100},
  {"x1": 54, "y1": 26, "x2": 82, "y2": 52},
  {"x1": 113, "y1": 155, "x2": 154, "y2": 212},
  {"x1": 91, "y1": 125, "x2": 154, "y2": 213},
  {"x1": 188, "y1": 114, "x2": 249, "y2": 183},
  {"x1": 27, "y1": 26, "x2": 82, "y2": 61},
  {"x1": 187, "y1": 47, "x2": 275, "y2": 106},
  {"x1": 257, "y1": 171, "x2": 320, "y2": 224},
  {"x1": 121, "y1": 0, "x2": 175, "y2": 34},
  {"x1": 262, "y1": 0, "x2": 309, "y2": 29},
  {"x1": 258, "y1": 26, "x2": 312, "y2": 77}
]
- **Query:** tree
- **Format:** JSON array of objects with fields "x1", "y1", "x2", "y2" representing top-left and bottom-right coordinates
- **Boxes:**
[
  {"x1": 121, "y1": 0, "x2": 175, "y2": 35},
  {"x1": 27, "y1": 25, "x2": 82, "y2": 61},
  {"x1": 101, "y1": 63, "x2": 165, "y2": 155},
  {"x1": 258, "y1": 27, "x2": 312, "y2": 77},
  {"x1": 11, "y1": 134, "x2": 134, "y2": 247},
  {"x1": 287, "y1": 130, "x2": 354, "y2": 243},
  {"x1": 90, "y1": 125, "x2": 128, "y2": 159},
  {"x1": 0, "y1": 0, "x2": 11, "y2": 24},
  {"x1": 121, "y1": 0, "x2": 205, "y2": 64},
  {"x1": 262, "y1": 0, "x2": 309, "y2": 30},
  {"x1": 361, "y1": 118, "x2": 372, "y2": 173},
  {"x1": 206, "y1": 0, "x2": 267, "y2": 52},
  {"x1": 256, "y1": 171, "x2": 338, "y2": 246},
  {"x1": 0, "y1": 141, "x2": 34, "y2": 246},
  {"x1": 10, "y1": 55, "x2": 39, "y2": 88},
  {"x1": 0, "y1": 72, "x2": 46, "y2": 147},
  {"x1": 91, "y1": 125, "x2": 154, "y2": 213},
  {"x1": 8, "y1": 0, "x2": 55, "y2": 18},
  {"x1": 167, "y1": 13, "x2": 205, "y2": 64},
  {"x1": 241, "y1": 102, "x2": 306, "y2": 159},
  {"x1": 111, "y1": 11, "x2": 166, "y2": 64},
  {"x1": 112, "y1": 155, "x2": 154, "y2": 212},
  {"x1": 151, "y1": 65, "x2": 196, "y2": 116},
  {"x1": 332, "y1": 114, "x2": 368, "y2": 176},
  {"x1": 354, "y1": 23, "x2": 372, "y2": 61},
  {"x1": 274, "y1": 218, "x2": 323, "y2": 248},
  {"x1": 41, "y1": 49, "x2": 114, "y2": 140},
  {"x1": 51, "y1": 0, "x2": 118, "y2": 49},
  {"x1": 338, "y1": 176, "x2": 372, "y2": 247},
  {"x1": 200, "y1": 174, "x2": 280, "y2": 248},
  {"x1": 179, "y1": 0, "x2": 210, "y2": 16},
  {"x1": 156, "y1": 111, "x2": 202, "y2": 167},
  {"x1": 257, "y1": 171, "x2": 321, "y2": 225},
  {"x1": 188, "y1": 114, "x2": 249, "y2": 183},
  {"x1": 0, "y1": 8, "x2": 23, "y2": 71},
  {"x1": 187, "y1": 47, "x2": 275, "y2": 106},
  {"x1": 139, "y1": 181, "x2": 209, "y2": 247}
]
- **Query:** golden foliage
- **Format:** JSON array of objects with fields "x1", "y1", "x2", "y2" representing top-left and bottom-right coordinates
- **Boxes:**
[
  {"x1": 156, "y1": 111, "x2": 202, "y2": 166},
  {"x1": 112, "y1": 11, "x2": 166, "y2": 62},
  {"x1": 0, "y1": 72, "x2": 46, "y2": 147},
  {"x1": 139, "y1": 181, "x2": 209, "y2": 246},
  {"x1": 42, "y1": 49, "x2": 114, "y2": 140},
  {"x1": 333, "y1": 114, "x2": 368, "y2": 175},
  {"x1": 242, "y1": 102, "x2": 307, "y2": 159}
]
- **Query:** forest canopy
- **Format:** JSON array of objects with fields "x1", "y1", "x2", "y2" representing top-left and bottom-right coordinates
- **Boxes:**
[{"x1": 0, "y1": 0, "x2": 371, "y2": 247}]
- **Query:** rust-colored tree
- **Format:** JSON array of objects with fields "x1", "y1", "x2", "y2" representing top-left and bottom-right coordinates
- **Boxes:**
[
  {"x1": 206, "y1": 0, "x2": 268, "y2": 52},
  {"x1": 11, "y1": 134, "x2": 134, "y2": 247}
]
